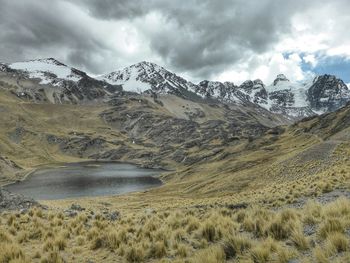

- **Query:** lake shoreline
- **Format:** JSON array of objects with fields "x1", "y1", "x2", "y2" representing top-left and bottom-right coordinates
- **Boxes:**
[
  {"x1": 3, "y1": 161, "x2": 165, "y2": 200},
  {"x1": 1, "y1": 159, "x2": 172, "y2": 188}
]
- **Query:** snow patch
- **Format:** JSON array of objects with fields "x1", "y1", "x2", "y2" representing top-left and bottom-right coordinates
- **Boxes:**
[
  {"x1": 100, "y1": 61, "x2": 198, "y2": 94},
  {"x1": 9, "y1": 59, "x2": 82, "y2": 85}
]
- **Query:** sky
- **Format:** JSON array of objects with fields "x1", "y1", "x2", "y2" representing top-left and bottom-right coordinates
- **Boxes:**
[{"x1": 0, "y1": 0, "x2": 349, "y2": 86}]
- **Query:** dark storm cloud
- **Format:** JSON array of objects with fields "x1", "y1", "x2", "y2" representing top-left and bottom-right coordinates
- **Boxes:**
[
  {"x1": 1, "y1": 0, "x2": 349, "y2": 79},
  {"x1": 77, "y1": 0, "x2": 318, "y2": 77},
  {"x1": 0, "y1": 0, "x2": 108, "y2": 72}
]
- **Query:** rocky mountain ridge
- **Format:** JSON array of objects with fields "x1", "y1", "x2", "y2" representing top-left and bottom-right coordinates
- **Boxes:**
[
  {"x1": 2, "y1": 58, "x2": 350, "y2": 119},
  {"x1": 100, "y1": 62, "x2": 350, "y2": 119}
]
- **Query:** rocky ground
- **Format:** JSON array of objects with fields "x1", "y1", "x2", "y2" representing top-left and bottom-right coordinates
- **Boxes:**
[{"x1": 0, "y1": 188, "x2": 40, "y2": 212}]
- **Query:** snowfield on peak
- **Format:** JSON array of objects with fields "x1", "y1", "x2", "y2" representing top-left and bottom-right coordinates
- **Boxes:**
[
  {"x1": 266, "y1": 79, "x2": 310, "y2": 108},
  {"x1": 9, "y1": 58, "x2": 82, "y2": 86},
  {"x1": 99, "y1": 63, "x2": 153, "y2": 93},
  {"x1": 99, "y1": 61, "x2": 198, "y2": 94}
]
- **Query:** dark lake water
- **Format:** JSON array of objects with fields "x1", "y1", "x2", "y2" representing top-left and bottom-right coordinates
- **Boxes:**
[{"x1": 4, "y1": 162, "x2": 163, "y2": 200}]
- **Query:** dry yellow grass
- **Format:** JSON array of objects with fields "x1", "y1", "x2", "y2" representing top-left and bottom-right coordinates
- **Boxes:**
[
  {"x1": 1, "y1": 81, "x2": 350, "y2": 262},
  {"x1": 1, "y1": 197, "x2": 350, "y2": 262}
]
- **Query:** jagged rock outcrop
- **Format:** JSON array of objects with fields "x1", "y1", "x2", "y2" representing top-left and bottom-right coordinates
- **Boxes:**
[
  {"x1": 196, "y1": 80, "x2": 237, "y2": 101},
  {"x1": 273, "y1": 74, "x2": 289, "y2": 86},
  {"x1": 307, "y1": 75, "x2": 350, "y2": 113}
]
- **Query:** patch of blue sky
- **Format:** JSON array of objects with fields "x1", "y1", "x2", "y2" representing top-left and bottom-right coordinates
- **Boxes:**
[{"x1": 301, "y1": 54, "x2": 350, "y2": 83}]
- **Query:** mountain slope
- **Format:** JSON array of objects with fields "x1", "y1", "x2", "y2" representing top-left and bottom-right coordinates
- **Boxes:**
[
  {"x1": 99, "y1": 61, "x2": 200, "y2": 99},
  {"x1": 0, "y1": 58, "x2": 121, "y2": 104}
]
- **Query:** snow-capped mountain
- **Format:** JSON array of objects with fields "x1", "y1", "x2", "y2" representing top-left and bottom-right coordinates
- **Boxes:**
[
  {"x1": 197, "y1": 74, "x2": 350, "y2": 119},
  {"x1": 7, "y1": 58, "x2": 84, "y2": 86},
  {"x1": 0, "y1": 58, "x2": 120, "y2": 103},
  {"x1": 99, "y1": 61, "x2": 199, "y2": 97},
  {"x1": 196, "y1": 80, "x2": 239, "y2": 102},
  {"x1": 1, "y1": 58, "x2": 349, "y2": 119},
  {"x1": 265, "y1": 74, "x2": 350, "y2": 117},
  {"x1": 307, "y1": 75, "x2": 350, "y2": 113}
]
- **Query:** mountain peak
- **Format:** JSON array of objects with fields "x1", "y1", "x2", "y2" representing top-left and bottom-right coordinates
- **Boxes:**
[
  {"x1": 36, "y1": 58, "x2": 66, "y2": 66},
  {"x1": 273, "y1": 74, "x2": 289, "y2": 86},
  {"x1": 8, "y1": 58, "x2": 82, "y2": 85},
  {"x1": 100, "y1": 61, "x2": 197, "y2": 94}
]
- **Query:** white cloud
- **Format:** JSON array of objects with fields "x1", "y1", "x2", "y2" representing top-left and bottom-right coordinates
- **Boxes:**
[
  {"x1": 217, "y1": 52, "x2": 309, "y2": 85},
  {"x1": 215, "y1": 1, "x2": 350, "y2": 85},
  {"x1": 303, "y1": 54, "x2": 317, "y2": 68},
  {"x1": 2, "y1": 0, "x2": 350, "y2": 83},
  {"x1": 275, "y1": 1, "x2": 350, "y2": 59}
]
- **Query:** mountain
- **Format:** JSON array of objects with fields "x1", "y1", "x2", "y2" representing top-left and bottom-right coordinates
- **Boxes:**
[
  {"x1": 2, "y1": 58, "x2": 350, "y2": 120},
  {"x1": 100, "y1": 62, "x2": 350, "y2": 119},
  {"x1": 198, "y1": 74, "x2": 350, "y2": 119},
  {"x1": 0, "y1": 58, "x2": 121, "y2": 103},
  {"x1": 99, "y1": 61, "x2": 200, "y2": 100},
  {"x1": 0, "y1": 57, "x2": 294, "y2": 183}
]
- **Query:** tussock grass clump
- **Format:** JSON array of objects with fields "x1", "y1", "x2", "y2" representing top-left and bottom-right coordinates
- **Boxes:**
[
  {"x1": 325, "y1": 232, "x2": 349, "y2": 254},
  {"x1": 303, "y1": 200, "x2": 322, "y2": 224},
  {"x1": 250, "y1": 245, "x2": 271, "y2": 263},
  {"x1": 125, "y1": 245, "x2": 145, "y2": 262},
  {"x1": 0, "y1": 243, "x2": 27, "y2": 263},
  {"x1": 318, "y1": 218, "x2": 344, "y2": 239},
  {"x1": 190, "y1": 246, "x2": 225, "y2": 263},
  {"x1": 176, "y1": 243, "x2": 190, "y2": 258},
  {"x1": 276, "y1": 246, "x2": 297, "y2": 263},
  {"x1": 0, "y1": 228, "x2": 12, "y2": 243},
  {"x1": 43, "y1": 239, "x2": 55, "y2": 252},
  {"x1": 290, "y1": 228, "x2": 309, "y2": 250},
  {"x1": 222, "y1": 234, "x2": 252, "y2": 259},
  {"x1": 40, "y1": 251, "x2": 64, "y2": 263},
  {"x1": 323, "y1": 197, "x2": 350, "y2": 217},
  {"x1": 148, "y1": 241, "x2": 167, "y2": 258},
  {"x1": 90, "y1": 235, "x2": 104, "y2": 250},
  {"x1": 54, "y1": 237, "x2": 67, "y2": 251},
  {"x1": 200, "y1": 221, "x2": 218, "y2": 242},
  {"x1": 266, "y1": 219, "x2": 290, "y2": 240},
  {"x1": 16, "y1": 232, "x2": 28, "y2": 244},
  {"x1": 313, "y1": 245, "x2": 328, "y2": 263}
]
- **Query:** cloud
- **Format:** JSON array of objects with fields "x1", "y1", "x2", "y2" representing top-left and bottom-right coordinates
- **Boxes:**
[
  {"x1": 79, "y1": 0, "x2": 315, "y2": 78},
  {"x1": 0, "y1": 0, "x2": 349, "y2": 83},
  {"x1": 303, "y1": 54, "x2": 317, "y2": 68},
  {"x1": 216, "y1": 52, "x2": 314, "y2": 85}
]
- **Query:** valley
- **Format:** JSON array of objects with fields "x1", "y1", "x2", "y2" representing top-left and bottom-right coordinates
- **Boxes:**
[{"x1": 0, "y1": 58, "x2": 350, "y2": 262}]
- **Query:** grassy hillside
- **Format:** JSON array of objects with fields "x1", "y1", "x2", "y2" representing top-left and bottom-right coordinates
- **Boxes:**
[{"x1": 1, "y1": 79, "x2": 350, "y2": 262}]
